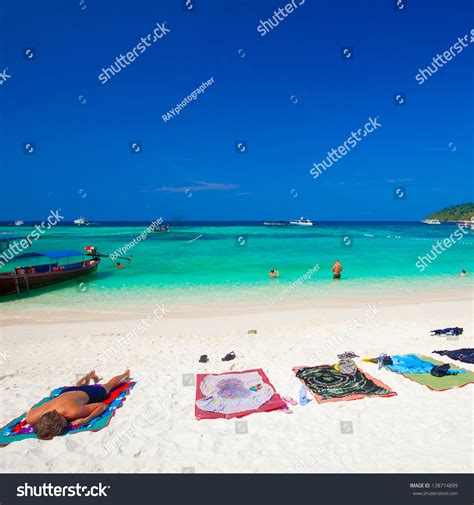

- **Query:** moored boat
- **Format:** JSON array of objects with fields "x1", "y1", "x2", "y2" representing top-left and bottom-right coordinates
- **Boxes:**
[
  {"x1": 73, "y1": 217, "x2": 89, "y2": 226},
  {"x1": 151, "y1": 223, "x2": 169, "y2": 232},
  {"x1": 289, "y1": 217, "x2": 314, "y2": 226},
  {"x1": 0, "y1": 250, "x2": 100, "y2": 296}
]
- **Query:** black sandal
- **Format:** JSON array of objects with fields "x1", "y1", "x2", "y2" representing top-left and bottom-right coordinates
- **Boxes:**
[{"x1": 221, "y1": 351, "x2": 236, "y2": 362}]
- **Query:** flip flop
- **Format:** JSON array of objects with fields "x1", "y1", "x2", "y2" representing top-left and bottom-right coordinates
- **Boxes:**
[
  {"x1": 199, "y1": 355, "x2": 209, "y2": 363},
  {"x1": 277, "y1": 406, "x2": 293, "y2": 414},
  {"x1": 221, "y1": 351, "x2": 236, "y2": 362},
  {"x1": 282, "y1": 396, "x2": 297, "y2": 406}
]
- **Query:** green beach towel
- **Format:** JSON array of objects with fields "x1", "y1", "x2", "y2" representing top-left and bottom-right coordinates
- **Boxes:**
[{"x1": 387, "y1": 355, "x2": 474, "y2": 391}]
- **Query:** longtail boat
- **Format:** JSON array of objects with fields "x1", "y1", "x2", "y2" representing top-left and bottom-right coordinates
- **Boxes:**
[{"x1": 0, "y1": 250, "x2": 100, "y2": 296}]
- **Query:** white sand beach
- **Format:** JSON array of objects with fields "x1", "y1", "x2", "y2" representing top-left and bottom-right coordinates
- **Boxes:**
[{"x1": 0, "y1": 292, "x2": 473, "y2": 474}]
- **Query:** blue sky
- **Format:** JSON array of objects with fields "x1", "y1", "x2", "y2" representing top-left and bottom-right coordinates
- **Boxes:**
[{"x1": 0, "y1": 0, "x2": 472, "y2": 221}]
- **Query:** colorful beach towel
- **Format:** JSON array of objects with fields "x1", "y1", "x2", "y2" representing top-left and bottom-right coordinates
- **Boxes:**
[
  {"x1": 0, "y1": 381, "x2": 136, "y2": 447},
  {"x1": 433, "y1": 348, "x2": 474, "y2": 364},
  {"x1": 292, "y1": 365, "x2": 396, "y2": 403},
  {"x1": 383, "y1": 354, "x2": 474, "y2": 391},
  {"x1": 195, "y1": 369, "x2": 285, "y2": 420}
]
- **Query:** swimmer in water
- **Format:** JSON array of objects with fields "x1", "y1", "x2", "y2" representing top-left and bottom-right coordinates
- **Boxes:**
[
  {"x1": 116, "y1": 262, "x2": 126, "y2": 269},
  {"x1": 269, "y1": 269, "x2": 279, "y2": 278},
  {"x1": 332, "y1": 260, "x2": 342, "y2": 279}
]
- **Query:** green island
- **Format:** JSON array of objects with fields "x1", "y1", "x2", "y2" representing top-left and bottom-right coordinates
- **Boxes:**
[{"x1": 426, "y1": 202, "x2": 474, "y2": 222}]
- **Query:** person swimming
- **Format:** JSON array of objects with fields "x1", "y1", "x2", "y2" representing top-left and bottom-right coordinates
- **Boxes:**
[
  {"x1": 331, "y1": 259, "x2": 342, "y2": 279},
  {"x1": 461, "y1": 269, "x2": 466, "y2": 277},
  {"x1": 269, "y1": 269, "x2": 279, "y2": 278},
  {"x1": 115, "y1": 262, "x2": 125, "y2": 269}
]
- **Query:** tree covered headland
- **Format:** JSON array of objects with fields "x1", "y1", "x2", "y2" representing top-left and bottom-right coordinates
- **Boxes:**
[{"x1": 426, "y1": 203, "x2": 474, "y2": 222}]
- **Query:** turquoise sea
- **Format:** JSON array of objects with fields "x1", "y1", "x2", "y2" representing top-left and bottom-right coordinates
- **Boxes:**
[{"x1": 1, "y1": 222, "x2": 473, "y2": 309}]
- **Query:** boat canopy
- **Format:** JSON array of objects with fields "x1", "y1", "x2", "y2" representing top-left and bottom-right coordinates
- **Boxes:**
[{"x1": 16, "y1": 250, "x2": 83, "y2": 260}]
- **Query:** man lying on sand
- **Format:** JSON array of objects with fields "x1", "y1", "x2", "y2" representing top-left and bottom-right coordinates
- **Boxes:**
[{"x1": 26, "y1": 369, "x2": 130, "y2": 439}]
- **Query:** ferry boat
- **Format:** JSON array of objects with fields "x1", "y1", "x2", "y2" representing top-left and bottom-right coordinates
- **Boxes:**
[{"x1": 289, "y1": 217, "x2": 314, "y2": 226}]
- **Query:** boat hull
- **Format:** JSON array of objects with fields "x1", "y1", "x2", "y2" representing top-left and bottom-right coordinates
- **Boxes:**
[{"x1": 0, "y1": 262, "x2": 98, "y2": 296}]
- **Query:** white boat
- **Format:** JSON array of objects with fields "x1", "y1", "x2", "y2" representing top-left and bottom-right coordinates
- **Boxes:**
[
  {"x1": 421, "y1": 219, "x2": 441, "y2": 225},
  {"x1": 14, "y1": 220, "x2": 24, "y2": 226},
  {"x1": 73, "y1": 217, "x2": 89, "y2": 227},
  {"x1": 290, "y1": 217, "x2": 314, "y2": 226},
  {"x1": 263, "y1": 221, "x2": 287, "y2": 226}
]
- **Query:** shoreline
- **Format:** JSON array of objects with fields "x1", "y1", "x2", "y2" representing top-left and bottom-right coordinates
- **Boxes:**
[{"x1": 0, "y1": 282, "x2": 472, "y2": 325}]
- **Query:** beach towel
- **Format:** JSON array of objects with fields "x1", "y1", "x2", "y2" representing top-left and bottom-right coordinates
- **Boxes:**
[
  {"x1": 0, "y1": 381, "x2": 136, "y2": 447},
  {"x1": 383, "y1": 354, "x2": 474, "y2": 391},
  {"x1": 433, "y1": 348, "x2": 474, "y2": 364},
  {"x1": 292, "y1": 365, "x2": 396, "y2": 403},
  {"x1": 195, "y1": 369, "x2": 286, "y2": 420}
]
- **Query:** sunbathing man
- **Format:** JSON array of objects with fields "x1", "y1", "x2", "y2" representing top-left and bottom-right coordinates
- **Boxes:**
[{"x1": 26, "y1": 369, "x2": 130, "y2": 439}]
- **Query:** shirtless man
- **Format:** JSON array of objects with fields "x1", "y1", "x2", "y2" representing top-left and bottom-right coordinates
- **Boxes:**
[
  {"x1": 331, "y1": 259, "x2": 343, "y2": 279},
  {"x1": 26, "y1": 369, "x2": 130, "y2": 439}
]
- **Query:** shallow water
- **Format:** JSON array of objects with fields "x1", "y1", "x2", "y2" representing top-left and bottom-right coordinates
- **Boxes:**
[{"x1": 1, "y1": 221, "x2": 472, "y2": 308}]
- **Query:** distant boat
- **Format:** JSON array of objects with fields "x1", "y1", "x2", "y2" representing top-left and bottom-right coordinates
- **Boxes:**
[
  {"x1": 263, "y1": 221, "x2": 287, "y2": 226},
  {"x1": 421, "y1": 219, "x2": 441, "y2": 225},
  {"x1": 14, "y1": 220, "x2": 24, "y2": 226},
  {"x1": 0, "y1": 250, "x2": 99, "y2": 296},
  {"x1": 73, "y1": 217, "x2": 89, "y2": 227},
  {"x1": 290, "y1": 217, "x2": 314, "y2": 226},
  {"x1": 151, "y1": 223, "x2": 169, "y2": 232}
]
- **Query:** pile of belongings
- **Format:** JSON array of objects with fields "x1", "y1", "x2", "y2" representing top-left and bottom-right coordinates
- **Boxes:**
[
  {"x1": 373, "y1": 354, "x2": 474, "y2": 391},
  {"x1": 336, "y1": 351, "x2": 359, "y2": 374}
]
